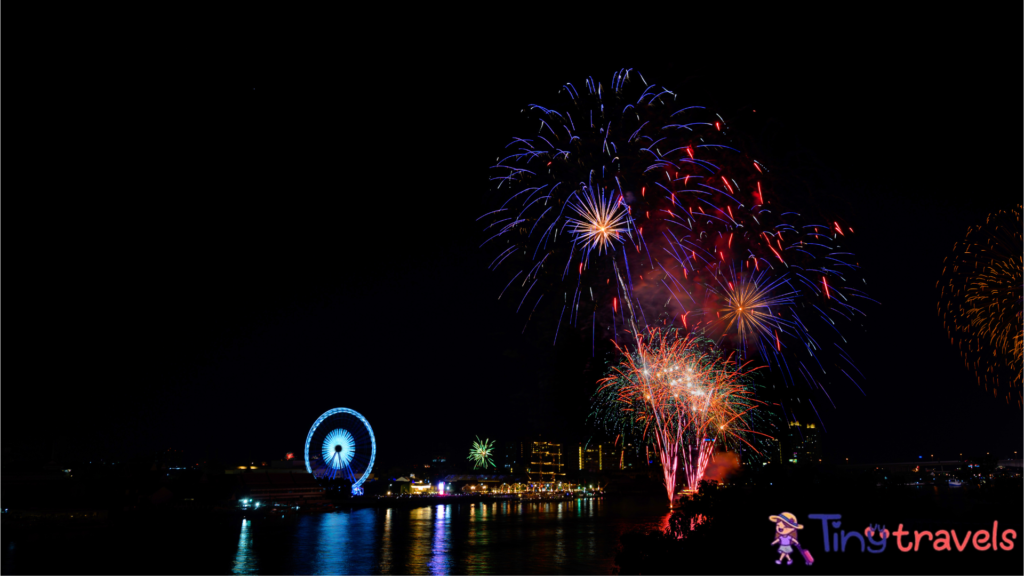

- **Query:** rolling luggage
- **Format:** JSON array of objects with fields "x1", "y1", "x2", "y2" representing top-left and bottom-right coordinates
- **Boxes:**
[{"x1": 795, "y1": 543, "x2": 814, "y2": 566}]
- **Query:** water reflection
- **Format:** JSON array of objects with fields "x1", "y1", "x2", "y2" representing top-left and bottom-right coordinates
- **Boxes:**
[
  {"x1": 287, "y1": 509, "x2": 379, "y2": 574},
  {"x1": 554, "y1": 503, "x2": 566, "y2": 566},
  {"x1": 7, "y1": 496, "x2": 680, "y2": 575},
  {"x1": 379, "y1": 508, "x2": 393, "y2": 573},
  {"x1": 225, "y1": 497, "x2": 667, "y2": 574},
  {"x1": 232, "y1": 519, "x2": 257, "y2": 574},
  {"x1": 429, "y1": 504, "x2": 450, "y2": 575}
]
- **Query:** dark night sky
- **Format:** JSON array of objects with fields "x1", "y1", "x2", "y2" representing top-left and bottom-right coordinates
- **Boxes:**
[{"x1": 7, "y1": 11, "x2": 1021, "y2": 470}]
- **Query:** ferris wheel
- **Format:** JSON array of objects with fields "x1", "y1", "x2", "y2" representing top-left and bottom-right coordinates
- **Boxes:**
[{"x1": 304, "y1": 407, "x2": 376, "y2": 495}]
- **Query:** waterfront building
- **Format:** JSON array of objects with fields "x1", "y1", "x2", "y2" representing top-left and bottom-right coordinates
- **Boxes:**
[
  {"x1": 408, "y1": 479, "x2": 436, "y2": 494},
  {"x1": 231, "y1": 471, "x2": 328, "y2": 507},
  {"x1": 496, "y1": 437, "x2": 571, "y2": 489},
  {"x1": 526, "y1": 438, "x2": 564, "y2": 487},
  {"x1": 579, "y1": 442, "x2": 617, "y2": 472},
  {"x1": 499, "y1": 440, "x2": 524, "y2": 474},
  {"x1": 619, "y1": 443, "x2": 647, "y2": 470},
  {"x1": 439, "y1": 473, "x2": 519, "y2": 493},
  {"x1": 781, "y1": 420, "x2": 823, "y2": 465},
  {"x1": 579, "y1": 443, "x2": 599, "y2": 472}
]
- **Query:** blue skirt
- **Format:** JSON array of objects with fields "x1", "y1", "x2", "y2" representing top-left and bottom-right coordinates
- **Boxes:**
[{"x1": 778, "y1": 545, "x2": 793, "y2": 554}]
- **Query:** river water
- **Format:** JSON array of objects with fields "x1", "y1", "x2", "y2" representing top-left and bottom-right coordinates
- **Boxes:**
[
  {"x1": 234, "y1": 499, "x2": 669, "y2": 574},
  {"x1": 4, "y1": 498, "x2": 672, "y2": 574}
]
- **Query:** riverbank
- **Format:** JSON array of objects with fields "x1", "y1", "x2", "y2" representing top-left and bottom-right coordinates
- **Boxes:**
[{"x1": 0, "y1": 492, "x2": 608, "y2": 533}]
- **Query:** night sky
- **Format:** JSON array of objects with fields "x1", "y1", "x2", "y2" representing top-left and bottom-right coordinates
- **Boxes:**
[{"x1": 8, "y1": 11, "x2": 1021, "y2": 471}]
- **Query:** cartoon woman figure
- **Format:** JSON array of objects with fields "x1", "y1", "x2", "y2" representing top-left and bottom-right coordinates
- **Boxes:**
[{"x1": 769, "y1": 512, "x2": 804, "y2": 565}]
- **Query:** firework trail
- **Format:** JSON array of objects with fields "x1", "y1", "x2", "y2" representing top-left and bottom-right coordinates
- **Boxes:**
[
  {"x1": 482, "y1": 70, "x2": 873, "y2": 415},
  {"x1": 592, "y1": 328, "x2": 771, "y2": 503},
  {"x1": 468, "y1": 436, "x2": 496, "y2": 469},
  {"x1": 638, "y1": 107, "x2": 872, "y2": 401},
  {"x1": 938, "y1": 205, "x2": 1023, "y2": 406},
  {"x1": 481, "y1": 69, "x2": 698, "y2": 345}
]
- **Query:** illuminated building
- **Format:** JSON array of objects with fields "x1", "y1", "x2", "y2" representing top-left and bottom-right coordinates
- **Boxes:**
[
  {"x1": 781, "y1": 420, "x2": 823, "y2": 465},
  {"x1": 440, "y1": 474, "x2": 515, "y2": 493},
  {"x1": 497, "y1": 438, "x2": 568, "y2": 488},
  {"x1": 618, "y1": 443, "x2": 646, "y2": 470},
  {"x1": 526, "y1": 439, "x2": 564, "y2": 486},
  {"x1": 409, "y1": 480, "x2": 436, "y2": 494},
  {"x1": 579, "y1": 443, "x2": 609, "y2": 472}
]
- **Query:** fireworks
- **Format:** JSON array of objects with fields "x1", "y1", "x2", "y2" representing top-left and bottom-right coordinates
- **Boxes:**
[
  {"x1": 938, "y1": 205, "x2": 1023, "y2": 406},
  {"x1": 482, "y1": 70, "x2": 872, "y2": 410},
  {"x1": 565, "y1": 188, "x2": 629, "y2": 256},
  {"x1": 592, "y1": 328, "x2": 770, "y2": 503},
  {"x1": 712, "y1": 266, "x2": 799, "y2": 354},
  {"x1": 481, "y1": 69, "x2": 690, "y2": 342},
  {"x1": 651, "y1": 144, "x2": 872, "y2": 397},
  {"x1": 482, "y1": 71, "x2": 873, "y2": 498},
  {"x1": 468, "y1": 436, "x2": 496, "y2": 469}
]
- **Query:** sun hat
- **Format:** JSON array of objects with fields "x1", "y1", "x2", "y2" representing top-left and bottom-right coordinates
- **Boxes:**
[{"x1": 769, "y1": 512, "x2": 803, "y2": 530}]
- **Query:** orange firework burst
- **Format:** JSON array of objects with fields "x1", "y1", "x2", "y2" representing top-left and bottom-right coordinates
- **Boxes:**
[
  {"x1": 593, "y1": 328, "x2": 771, "y2": 504},
  {"x1": 938, "y1": 205, "x2": 1023, "y2": 406},
  {"x1": 565, "y1": 188, "x2": 630, "y2": 256}
]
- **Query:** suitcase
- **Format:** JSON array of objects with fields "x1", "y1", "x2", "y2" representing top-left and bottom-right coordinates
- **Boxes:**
[{"x1": 796, "y1": 543, "x2": 814, "y2": 566}]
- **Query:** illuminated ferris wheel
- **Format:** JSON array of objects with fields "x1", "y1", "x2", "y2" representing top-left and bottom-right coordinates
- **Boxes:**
[{"x1": 304, "y1": 407, "x2": 376, "y2": 495}]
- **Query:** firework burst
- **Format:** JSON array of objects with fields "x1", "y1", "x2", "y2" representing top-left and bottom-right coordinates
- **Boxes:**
[
  {"x1": 592, "y1": 328, "x2": 771, "y2": 503},
  {"x1": 938, "y1": 205, "x2": 1023, "y2": 406},
  {"x1": 482, "y1": 70, "x2": 873, "y2": 413},
  {"x1": 468, "y1": 436, "x2": 496, "y2": 469},
  {"x1": 650, "y1": 145, "x2": 872, "y2": 400},
  {"x1": 565, "y1": 188, "x2": 629, "y2": 257},
  {"x1": 481, "y1": 69, "x2": 705, "y2": 345},
  {"x1": 707, "y1": 266, "x2": 799, "y2": 353}
]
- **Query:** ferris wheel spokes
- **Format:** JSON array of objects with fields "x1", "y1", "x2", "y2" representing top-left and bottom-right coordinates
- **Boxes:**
[{"x1": 304, "y1": 407, "x2": 377, "y2": 496}]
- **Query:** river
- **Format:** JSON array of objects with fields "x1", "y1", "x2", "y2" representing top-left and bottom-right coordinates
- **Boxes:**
[{"x1": 3, "y1": 498, "x2": 671, "y2": 574}]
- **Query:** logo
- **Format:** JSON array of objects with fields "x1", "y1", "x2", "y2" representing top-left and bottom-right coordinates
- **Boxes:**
[
  {"x1": 807, "y1": 514, "x2": 1017, "y2": 554},
  {"x1": 770, "y1": 512, "x2": 814, "y2": 566}
]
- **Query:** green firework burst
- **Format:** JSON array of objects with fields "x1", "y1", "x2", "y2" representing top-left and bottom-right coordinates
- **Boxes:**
[{"x1": 468, "y1": 436, "x2": 496, "y2": 469}]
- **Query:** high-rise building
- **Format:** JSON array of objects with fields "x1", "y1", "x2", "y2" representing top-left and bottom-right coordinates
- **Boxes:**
[
  {"x1": 578, "y1": 442, "x2": 624, "y2": 471},
  {"x1": 527, "y1": 439, "x2": 564, "y2": 485},
  {"x1": 500, "y1": 440, "x2": 524, "y2": 474},
  {"x1": 579, "y1": 443, "x2": 604, "y2": 472},
  {"x1": 619, "y1": 442, "x2": 647, "y2": 470},
  {"x1": 782, "y1": 420, "x2": 823, "y2": 465}
]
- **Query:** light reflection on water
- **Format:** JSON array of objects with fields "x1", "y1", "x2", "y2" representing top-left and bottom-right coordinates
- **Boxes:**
[
  {"x1": 286, "y1": 508, "x2": 380, "y2": 574},
  {"x1": 232, "y1": 519, "x2": 257, "y2": 574},
  {"x1": 429, "y1": 504, "x2": 450, "y2": 575},
  {"x1": 229, "y1": 499, "x2": 670, "y2": 575},
  {"x1": 554, "y1": 503, "x2": 566, "y2": 567},
  {"x1": 379, "y1": 508, "x2": 393, "y2": 573}
]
